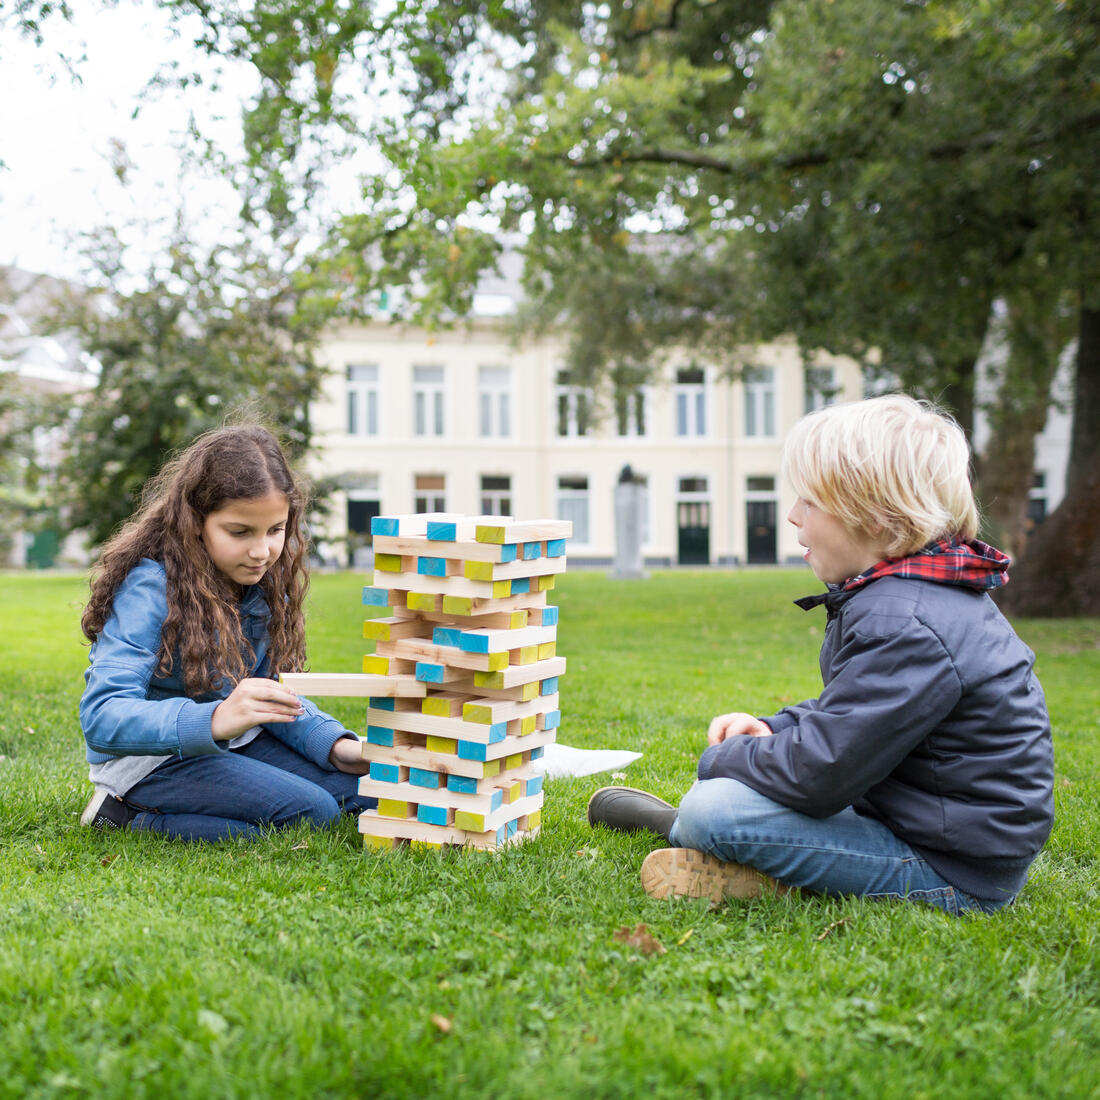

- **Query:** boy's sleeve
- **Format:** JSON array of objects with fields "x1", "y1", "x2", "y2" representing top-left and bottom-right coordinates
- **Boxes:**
[
  {"x1": 697, "y1": 604, "x2": 963, "y2": 817},
  {"x1": 80, "y1": 563, "x2": 224, "y2": 759}
]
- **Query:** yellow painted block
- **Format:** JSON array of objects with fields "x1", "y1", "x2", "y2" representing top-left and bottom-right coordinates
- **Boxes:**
[
  {"x1": 487, "y1": 652, "x2": 509, "y2": 671},
  {"x1": 537, "y1": 641, "x2": 557, "y2": 659},
  {"x1": 491, "y1": 580, "x2": 511, "y2": 598},
  {"x1": 473, "y1": 670, "x2": 501, "y2": 689},
  {"x1": 527, "y1": 809, "x2": 542, "y2": 830},
  {"x1": 363, "y1": 619, "x2": 390, "y2": 640},
  {"x1": 362, "y1": 655, "x2": 391, "y2": 674},
  {"x1": 506, "y1": 753, "x2": 523, "y2": 770},
  {"x1": 515, "y1": 645, "x2": 538, "y2": 665},
  {"x1": 408, "y1": 591, "x2": 439, "y2": 611},
  {"x1": 475, "y1": 524, "x2": 507, "y2": 545},
  {"x1": 520, "y1": 715, "x2": 536, "y2": 735},
  {"x1": 537, "y1": 574, "x2": 556, "y2": 591},
  {"x1": 411, "y1": 839, "x2": 443, "y2": 851},
  {"x1": 455, "y1": 809, "x2": 487, "y2": 832},
  {"x1": 422, "y1": 696, "x2": 458, "y2": 717},
  {"x1": 480, "y1": 759, "x2": 501, "y2": 778},
  {"x1": 464, "y1": 560, "x2": 494, "y2": 581},
  {"x1": 442, "y1": 595, "x2": 473, "y2": 616},
  {"x1": 378, "y1": 799, "x2": 409, "y2": 818},
  {"x1": 509, "y1": 611, "x2": 528, "y2": 628},
  {"x1": 505, "y1": 781, "x2": 522, "y2": 804},
  {"x1": 375, "y1": 553, "x2": 403, "y2": 572},
  {"x1": 363, "y1": 834, "x2": 395, "y2": 851},
  {"x1": 463, "y1": 702, "x2": 494, "y2": 724},
  {"x1": 519, "y1": 682, "x2": 538, "y2": 702},
  {"x1": 426, "y1": 735, "x2": 458, "y2": 755}
]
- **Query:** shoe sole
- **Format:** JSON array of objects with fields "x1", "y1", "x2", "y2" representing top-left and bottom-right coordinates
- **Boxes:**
[
  {"x1": 640, "y1": 847, "x2": 786, "y2": 904},
  {"x1": 79, "y1": 790, "x2": 109, "y2": 828},
  {"x1": 586, "y1": 786, "x2": 675, "y2": 827}
]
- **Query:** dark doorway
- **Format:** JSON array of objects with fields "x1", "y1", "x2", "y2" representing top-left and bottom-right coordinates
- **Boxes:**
[
  {"x1": 677, "y1": 500, "x2": 711, "y2": 565},
  {"x1": 746, "y1": 499, "x2": 777, "y2": 564}
]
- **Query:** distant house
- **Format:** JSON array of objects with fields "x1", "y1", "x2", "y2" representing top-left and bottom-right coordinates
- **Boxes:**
[
  {"x1": 0, "y1": 266, "x2": 96, "y2": 567},
  {"x1": 305, "y1": 270, "x2": 863, "y2": 568}
]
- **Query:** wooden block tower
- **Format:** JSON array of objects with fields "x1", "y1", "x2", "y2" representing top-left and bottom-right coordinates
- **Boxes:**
[{"x1": 282, "y1": 513, "x2": 570, "y2": 850}]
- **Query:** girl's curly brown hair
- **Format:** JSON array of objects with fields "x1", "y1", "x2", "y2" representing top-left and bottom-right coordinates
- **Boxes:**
[{"x1": 81, "y1": 424, "x2": 310, "y2": 696}]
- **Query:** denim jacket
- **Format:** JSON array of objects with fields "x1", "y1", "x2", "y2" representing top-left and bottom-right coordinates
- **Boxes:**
[{"x1": 81, "y1": 559, "x2": 348, "y2": 782}]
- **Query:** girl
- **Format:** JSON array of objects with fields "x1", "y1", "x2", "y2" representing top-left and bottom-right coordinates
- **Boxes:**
[{"x1": 78, "y1": 423, "x2": 374, "y2": 841}]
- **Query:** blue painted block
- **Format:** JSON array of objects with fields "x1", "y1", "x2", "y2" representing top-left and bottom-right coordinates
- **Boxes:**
[
  {"x1": 542, "y1": 710, "x2": 561, "y2": 730},
  {"x1": 458, "y1": 740, "x2": 488, "y2": 761},
  {"x1": 417, "y1": 556, "x2": 447, "y2": 576},
  {"x1": 530, "y1": 746, "x2": 545, "y2": 760},
  {"x1": 432, "y1": 627, "x2": 463, "y2": 648},
  {"x1": 510, "y1": 577, "x2": 531, "y2": 594},
  {"x1": 541, "y1": 606, "x2": 559, "y2": 626},
  {"x1": 487, "y1": 722, "x2": 507, "y2": 743},
  {"x1": 362, "y1": 587, "x2": 390, "y2": 606},
  {"x1": 370, "y1": 696, "x2": 396, "y2": 711},
  {"x1": 525, "y1": 775, "x2": 544, "y2": 797},
  {"x1": 369, "y1": 762, "x2": 400, "y2": 783},
  {"x1": 371, "y1": 516, "x2": 399, "y2": 536},
  {"x1": 500, "y1": 543, "x2": 518, "y2": 563},
  {"x1": 417, "y1": 804, "x2": 449, "y2": 826},
  {"x1": 366, "y1": 726, "x2": 394, "y2": 746},
  {"x1": 457, "y1": 631, "x2": 489, "y2": 654},
  {"x1": 522, "y1": 541, "x2": 541, "y2": 561},
  {"x1": 546, "y1": 538, "x2": 566, "y2": 557},
  {"x1": 426, "y1": 520, "x2": 457, "y2": 541},
  {"x1": 490, "y1": 789, "x2": 504, "y2": 812},
  {"x1": 506, "y1": 818, "x2": 518, "y2": 837},
  {"x1": 409, "y1": 768, "x2": 442, "y2": 789},
  {"x1": 540, "y1": 676, "x2": 559, "y2": 695},
  {"x1": 495, "y1": 824, "x2": 507, "y2": 843},
  {"x1": 446, "y1": 774, "x2": 479, "y2": 794},
  {"x1": 416, "y1": 662, "x2": 445, "y2": 683}
]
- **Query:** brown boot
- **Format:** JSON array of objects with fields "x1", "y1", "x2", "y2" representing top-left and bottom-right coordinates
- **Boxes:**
[{"x1": 640, "y1": 847, "x2": 788, "y2": 904}]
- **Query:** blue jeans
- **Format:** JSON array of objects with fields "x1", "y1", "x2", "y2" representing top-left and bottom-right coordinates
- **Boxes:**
[
  {"x1": 669, "y1": 778, "x2": 1011, "y2": 916},
  {"x1": 123, "y1": 731, "x2": 376, "y2": 842}
]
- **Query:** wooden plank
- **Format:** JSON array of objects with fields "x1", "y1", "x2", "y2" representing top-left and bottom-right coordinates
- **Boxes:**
[
  {"x1": 279, "y1": 673, "x2": 427, "y2": 698},
  {"x1": 392, "y1": 606, "x2": 530, "y2": 630},
  {"x1": 357, "y1": 810, "x2": 541, "y2": 850},
  {"x1": 475, "y1": 519, "x2": 573, "y2": 545},
  {"x1": 366, "y1": 705, "x2": 510, "y2": 745},
  {"x1": 361, "y1": 617, "x2": 431, "y2": 642},
  {"x1": 359, "y1": 725, "x2": 557, "y2": 774},
  {"x1": 370, "y1": 512, "x2": 458, "y2": 538},
  {"x1": 373, "y1": 534, "x2": 519, "y2": 564},
  {"x1": 375, "y1": 637, "x2": 509, "y2": 673},
  {"x1": 462, "y1": 692, "x2": 559, "y2": 726},
  {"x1": 373, "y1": 569, "x2": 513, "y2": 600},
  {"x1": 462, "y1": 556, "x2": 568, "y2": 583},
  {"x1": 455, "y1": 623, "x2": 557, "y2": 654},
  {"x1": 471, "y1": 655, "x2": 566, "y2": 690}
]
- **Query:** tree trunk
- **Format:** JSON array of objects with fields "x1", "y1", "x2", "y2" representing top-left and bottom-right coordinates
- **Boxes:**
[{"x1": 999, "y1": 306, "x2": 1100, "y2": 616}]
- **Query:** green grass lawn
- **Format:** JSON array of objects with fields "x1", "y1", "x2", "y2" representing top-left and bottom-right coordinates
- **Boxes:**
[{"x1": 1, "y1": 569, "x2": 1098, "y2": 1100}]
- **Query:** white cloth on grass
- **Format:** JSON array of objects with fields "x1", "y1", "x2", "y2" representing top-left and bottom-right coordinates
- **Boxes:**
[{"x1": 533, "y1": 743, "x2": 642, "y2": 780}]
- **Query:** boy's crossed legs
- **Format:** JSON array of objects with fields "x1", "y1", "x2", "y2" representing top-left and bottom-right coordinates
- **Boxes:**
[{"x1": 589, "y1": 778, "x2": 1009, "y2": 916}]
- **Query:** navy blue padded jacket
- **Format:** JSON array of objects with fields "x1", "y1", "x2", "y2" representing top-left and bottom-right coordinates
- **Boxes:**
[{"x1": 697, "y1": 574, "x2": 1054, "y2": 901}]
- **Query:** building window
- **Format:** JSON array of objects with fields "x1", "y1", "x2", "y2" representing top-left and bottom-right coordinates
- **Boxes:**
[
  {"x1": 674, "y1": 368, "x2": 706, "y2": 437},
  {"x1": 557, "y1": 475, "x2": 590, "y2": 544},
  {"x1": 413, "y1": 365, "x2": 445, "y2": 437},
  {"x1": 347, "y1": 364, "x2": 379, "y2": 437},
  {"x1": 804, "y1": 366, "x2": 839, "y2": 414},
  {"x1": 615, "y1": 386, "x2": 648, "y2": 437},
  {"x1": 414, "y1": 473, "x2": 446, "y2": 513},
  {"x1": 744, "y1": 366, "x2": 777, "y2": 438},
  {"x1": 480, "y1": 475, "x2": 512, "y2": 516},
  {"x1": 478, "y1": 366, "x2": 512, "y2": 438},
  {"x1": 556, "y1": 371, "x2": 591, "y2": 437}
]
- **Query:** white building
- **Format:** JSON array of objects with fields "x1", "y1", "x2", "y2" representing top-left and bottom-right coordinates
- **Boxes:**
[{"x1": 308, "y1": 304, "x2": 863, "y2": 567}]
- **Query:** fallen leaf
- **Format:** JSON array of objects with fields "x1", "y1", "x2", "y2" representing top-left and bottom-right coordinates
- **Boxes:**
[
  {"x1": 430, "y1": 1013, "x2": 453, "y2": 1034},
  {"x1": 100, "y1": 854, "x2": 118, "y2": 867},
  {"x1": 816, "y1": 918, "x2": 850, "y2": 941},
  {"x1": 614, "y1": 923, "x2": 666, "y2": 956},
  {"x1": 290, "y1": 841, "x2": 309, "y2": 850},
  {"x1": 677, "y1": 928, "x2": 694, "y2": 946}
]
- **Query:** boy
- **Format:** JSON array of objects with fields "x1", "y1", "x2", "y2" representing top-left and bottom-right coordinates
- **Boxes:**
[{"x1": 589, "y1": 395, "x2": 1054, "y2": 915}]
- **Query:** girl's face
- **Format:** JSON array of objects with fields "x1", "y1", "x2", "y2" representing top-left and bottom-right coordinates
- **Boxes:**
[
  {"x1": 787, "y1": 497, "x2": 890, "y2": 585},
  {"x1": 201, "y1": 490, "x2": 290, "y2": 587}
]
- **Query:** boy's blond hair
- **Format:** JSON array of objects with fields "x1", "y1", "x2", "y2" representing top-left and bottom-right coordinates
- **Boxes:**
[{"x1": 782, "y1": 394, "x2": 979, "y2": 558}]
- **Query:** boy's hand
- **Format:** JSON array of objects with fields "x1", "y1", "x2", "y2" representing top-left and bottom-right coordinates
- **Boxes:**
[
  {"x1": 211, "y1": 678, "x2": 305, "y2": 741},
  {"x1": 328, "y1": 735, "x2": 370, "y2": 775},
  {"x1": 707, "y1": 712, "x2": 774, "y2": 745}
]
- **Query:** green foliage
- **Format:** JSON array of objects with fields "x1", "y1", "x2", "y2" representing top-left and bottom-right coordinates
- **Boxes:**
[
  {"x1": 45, "y1": 226, "x2": 337, "y2": 547},
  {"x1": 2, "y1": 569, "x2": 1099, "y2": 1098}
]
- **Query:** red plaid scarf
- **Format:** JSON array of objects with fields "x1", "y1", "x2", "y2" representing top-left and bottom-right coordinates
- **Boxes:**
[{"x1": 796, "y1": 538, "x2": 1010, "y2": 611}]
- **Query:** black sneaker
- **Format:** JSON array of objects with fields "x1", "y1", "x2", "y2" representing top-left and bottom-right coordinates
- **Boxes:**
[
  {"x1": 80, "y1": 790, "x2": 137, "y2": 830},
  {"x1": 586, "y1": 786, "x2": 677, "y2": 842}
]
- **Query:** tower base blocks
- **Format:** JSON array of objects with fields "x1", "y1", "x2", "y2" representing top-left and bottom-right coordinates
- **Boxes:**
[{"x1": 280, "y1": 513, "x2": 571, "y2": 851}]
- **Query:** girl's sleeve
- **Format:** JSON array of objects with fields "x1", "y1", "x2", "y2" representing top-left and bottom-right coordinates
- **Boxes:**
[
  {"x1": 79, "y1": 563, "x2": 224, "y2": 759},
  {"x1": 263, "y1": 696, "x2": 353, "y2": 771}
]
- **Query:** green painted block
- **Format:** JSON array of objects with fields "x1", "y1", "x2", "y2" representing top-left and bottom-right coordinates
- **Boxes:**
[{"x1": 375, "y1": 553, "x2": 403, "y2": 572}]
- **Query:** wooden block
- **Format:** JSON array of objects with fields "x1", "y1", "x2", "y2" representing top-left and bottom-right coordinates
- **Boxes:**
[
  {"x1": 462, "y1": 556, "x2": 568, "y2": 583},
  {"x1": 374, "y1": 552, "x2": 411, "y2": 573},
  {"x1": 442, "y1": 677, "x2": 541, "y2": 703},
  {"x1": 359, "y1": 726, "x2": 556, "y2": 775},
  {"x1": 511, "y1": 645, "x2": 539, "y2": 666},
  {"x1": 357, "y1": 810, "x2": 539, "y2": 850},
  {"x1": 426, "y1": 515, "x2": 513, "y2": 542},
  {"x1": 362, "y1": 586, "x2": 398, "y2": 608},
  {"x1": 462, "y1": 692, "x2": 559, "y2": 726},
  {"x1": 455, "y1": 623, "x2": 556, "y2": 655},
  {"x1": 406, "y1": 591, "x2": 444, "y2": 612},
  {"x1": 475, "y1": 519, "x2": 573, "y2": 545},
  {"x1": 375, "y1": 637, "x2": 509, "y2": 673},
  {"x1": 472, "y1": 656, "x2": 566, "y2": 690},
  {"x1": 441, "y1": 590, "x2": 548, "y2": 617},
  {"x1": 370, "y1": 513, "x2": 455, "y2": 538},
  {"x1": 417, "y1": 555, "x2": 464, "y2": 577},
  {"x1": 362, "y1": 617, "x2": 430, "y2": 642},
  {"x1": 367, "y1": 705, "x2": 509, "y2": 746},
  {"x1": 537, "y1": 641, "x2": 557, "y2": 660},
  {"x1": 374, "y1": 534, "x2": 518, "y2": 564},
  {"x1": 415, "y1": 661, "x2": 470, "y2": 685},
  {"x1": 397, "y1": 607, "x2": 529, "y2": 631},
  {"x1": 425, "y1": 734, "x2": 458, "y2": 754},
  {"x1": 377, "y1": 798, "x2": 413, "y2": 818},
  {"x1": 363, "y1": 654, "x2": 416, "y2": 676},
  {"x1": 422, "y1": 692, "x2": 466, "y2": 717},
  {"x1": 526, "y1": 605, "x2": 559, "y2": 627},
  {"x1": 279, "y1": 673, "x2": 427, "y2": 698}
]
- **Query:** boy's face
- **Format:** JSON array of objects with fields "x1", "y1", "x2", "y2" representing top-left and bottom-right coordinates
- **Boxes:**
[{"x1": 788, "y1": 498, "x2": 890, "y2": 585}]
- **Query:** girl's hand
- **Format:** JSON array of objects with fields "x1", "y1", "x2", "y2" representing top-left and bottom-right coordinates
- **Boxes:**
[
  {"x1": 707, "y1": 712, "x2": 774, "y2": 746},
  {"x1": 211, "y1": 678, "x2": 305, "y2": 741},
  {"x1": 329, "y1": 735, "x2": 369, "y2": 775}
]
